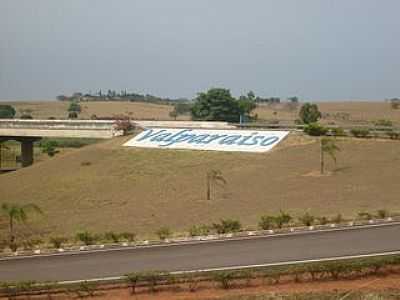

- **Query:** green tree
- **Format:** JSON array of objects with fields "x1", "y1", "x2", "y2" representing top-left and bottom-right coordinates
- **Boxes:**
[
  {"x1": 0, "y1": 105, "x2": 16, "y2": 119},
  {"x1": 67, "y1": 101, "x2": 81, "y2": 113},
  {"x1": 299, "y1": 103, "x2": 321, "y2": 124},
  {"x1": 206, "y1": 169, "x2": 227, "y2": 200},
  {"x1": 191, "y1": 88, "x2": 241, "y2": 122},
  {"x1": 40, "y1": 140, "x2": 59, "y2": 157},
  {"x1": 320, "y1": 137, "x2": 340, "y2": 174},
  {"x1": 0, "y1": 203, "x2": 43, "y2": 251},
  {"x1": 238, "y1": 91, "x2": 257, "y2": 121}
]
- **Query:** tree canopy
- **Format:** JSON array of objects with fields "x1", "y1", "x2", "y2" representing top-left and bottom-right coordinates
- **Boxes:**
[
  {"x1": 299, "y1": 103, "x2": 321, "y2": 124},
  {"x1": 0, "y1": 105, "x2": 16, "y2": 119},
  {"x1": 191, "y1": 88, "x2": 255, "y2": 122}
]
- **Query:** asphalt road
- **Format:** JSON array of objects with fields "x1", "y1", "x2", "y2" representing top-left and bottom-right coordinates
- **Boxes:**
[{"x1": 1, "y1": 224, "x2": 400, "y2": 282}]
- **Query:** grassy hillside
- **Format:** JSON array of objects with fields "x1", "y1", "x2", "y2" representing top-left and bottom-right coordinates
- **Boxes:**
[{"x1": 1, "y1": 133, "x2": 399, "y2": 239}]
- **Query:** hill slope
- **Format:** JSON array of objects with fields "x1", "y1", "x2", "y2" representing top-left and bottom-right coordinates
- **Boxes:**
[{"x1": 0, "y1": 134, "x2": 399, "y2": 238}]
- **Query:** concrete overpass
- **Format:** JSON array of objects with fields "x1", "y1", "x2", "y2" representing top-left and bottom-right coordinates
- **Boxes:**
[
  {"x1": 0, "y1": 119, "x2": 124, "y2": 167},
  {"x1": 0, "y1": 119, "x2": 233, "y2": 168}
]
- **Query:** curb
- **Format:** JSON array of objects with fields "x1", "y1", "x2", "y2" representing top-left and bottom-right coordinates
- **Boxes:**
[{"x1": 0, "y1": 217, "x2": 397, "y2": 261}]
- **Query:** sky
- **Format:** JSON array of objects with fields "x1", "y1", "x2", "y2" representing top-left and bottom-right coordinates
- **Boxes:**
[{"x1": 1, "y1": 0, "x2": 399, "y2": 101}]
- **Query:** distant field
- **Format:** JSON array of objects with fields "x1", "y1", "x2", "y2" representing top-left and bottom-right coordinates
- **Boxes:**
[
  {"x1": 3, "y1": 100, "x2": 400, "y2": 126},
  {"x1": 1, "y1": 101, "x2": 181, "y2": 120},
  {"x1": 0, "y1": 133, "x2": 399, "y2": 240}
]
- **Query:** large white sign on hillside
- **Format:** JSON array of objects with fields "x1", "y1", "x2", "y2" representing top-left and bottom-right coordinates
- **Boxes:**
[{"x1": 124, "y1": 128, "x2": 289, "y2": 153}]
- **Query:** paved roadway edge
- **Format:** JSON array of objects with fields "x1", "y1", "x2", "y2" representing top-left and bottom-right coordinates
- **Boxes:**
[
  {"x1": 2, "y1": 221, "x2": 400, "y2": 262},
  {"x1": 57, "y1": 250, "x2": 400, "y2": 285}
]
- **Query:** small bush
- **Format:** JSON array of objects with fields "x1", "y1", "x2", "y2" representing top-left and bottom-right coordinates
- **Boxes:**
[
  {"x1": 80, "y1": 161, "x2": 92, "y2": 166},
  {"x1": 186, "y1": 273, "x2": 201, "y2": 292},
  {"x1": 104, "y1": 231, "x2": 121, "y2": 243},
  {"x1": 20, "y1": 114, "x2": 33, "y2": 119},
  {"x1": 212, "y1": 219, "x2": 242, "y2": 234},
  {"x1": 374, "y1": 119, "x2": 393, "y2": 127},
  {"x1": 387, "y1": 131, "x2": 400, "y2": 140},
  {"x1": 376, "y1": 209, "x2": 389, "y2": 219},
  {"x1": 120, "y1": 232, "x2": 136, "y2": 242},
  {"x1": 22, "y1": 238, "x2": 43, "y2": 250},
  {"x1": 213, "y1": 271, "x2": 236, "y2": 289},
  {"x1": 304, "y1": 123, "x2": 328, "y2": 136},
  {"x1": 350, "y1": 128, "x2": 370, "y2": 138},
  {"x1": 140, "y1": 271, "x2": 167, "y2": 293},
  {"x1": 330, "y1": 127, "x2": 346, "y2": 136},
  {"x1": 156, "y1": 227, "x2": 172, "y2": 240},
  {"x1": 189, "y1": 224, "x2": 210, "y2": 237},
  {"x1": 298, "y1": 212, "x2": 315, "y2": 227},
  {"x1": 40, "y1": 140, "x2": 59, "y2": 157},
  {"x1": 316, "y1": 216, "x2": 329, "y2": 225},
  {"x1": 357, "y1": 211, "x2": 373, "y2": 221},
  {"x1": 125, "y1": 273, "x2": 140, "y2": 295},
  {"x1": 49, "y1": 236, "x2": 68, "y2": 249},
  {"x1": 76, "y1": 231, "x2": 98, "y2": 245},
  {"x1": 258, "y1": 215, "x2": 276, "y2": 230},
  {"x1": 274, "y1": 210, "x2": 292, "y2": 228},
  {"x1": 331, "y1": 214, "x2": 343, "y2": 224}
]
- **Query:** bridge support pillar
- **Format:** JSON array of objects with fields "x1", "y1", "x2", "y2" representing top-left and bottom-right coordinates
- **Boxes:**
[{"x1": 21, "y1": 140, "x2": 34, "y2": 167}]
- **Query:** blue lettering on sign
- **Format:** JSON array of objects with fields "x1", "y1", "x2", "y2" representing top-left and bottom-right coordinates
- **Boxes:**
[{"x1": 135, "y1": 129, "x2": 282, "y2": 148}]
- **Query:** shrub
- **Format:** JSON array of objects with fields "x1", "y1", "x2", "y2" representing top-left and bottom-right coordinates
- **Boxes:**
[
  {"x1": 104, "y1": 231, "x2": 121, "y2": 243},
  {"x1": 274, "y1": 210, "x2": 292, "y2": 228},
  {"x1": 125, "y1": 273, "x2": 140, "y2": 294},
  {"x1": 387, "y1": 131, "x2": 400, "y2": 140},
  {"x1": 156, "y1": 227, "x2": 172, "y2": 240},
  {"x1": 298, "y1": 212, "x2": 315, "y2": 227},
  {"x1": 68, "y1": 111, "x2": 78, "y2": 119},
  {"x1": 76, "y1": 231, "x2": 98, "y2": 245},
  {"x1": 80, "y1": 161, "x2": 92, "y2": 166},
  {"x1": 188, "y1": 224, "x2": 210, "y2": 237},
  {"x1": 186, "y1": 273, "x2": 201, "y2": 292},
  {"x1": 374, "y1": 119, "x2": 393, "y2": 127},
  {"x1": 40, "y1": 140, "x2": 59, "y2": 157},
  {"x1": 212, "y1": 219, "x2": 242, "y2": 234},
  {"x1": 376, "y1": 209, "x2": 389, "y2": 219},
  {"x1": 49, "y1": 236, "x2": 68, "y2": 249},
  {"x1": 316, "y1": 216, "x2": 329, "y2": 225},
  {"x1": 213, "y1": 271, "x2": 236, "y2": 289},
  {"x1": 350, "y1": 128, "x2": 370, "y2": 138},
  {"x1": 20, "y1": 114, "x2": 33, "y2": 119},
  {"x1": 304, "y1": 123, "x2": 328, "y2": 136},
  {"x1": 331, "y1": 214, "x2": 343, "y2": 224},
  {"x1": 22, "y1": 238, "x2": 43, "y2": 250},
  {"x1": 120, "y1": 232, "x2": 136, "y2": 242},
  {"x1": 140, "y1": 271, "x2": 166, "y2": 293},
  {"x1": 259, "y1": 215, "x2": 276, "y2": 230},
  {"x1": 357, "y1": 211, "x2": 373, "y2": 221},
  {"x1": 330, "y1": 127, "x2": 346, "y2": 136}
]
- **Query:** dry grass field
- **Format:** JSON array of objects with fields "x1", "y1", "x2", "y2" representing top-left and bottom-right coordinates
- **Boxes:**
[
  {"x1": 1, "y1": 133, "x2": 399, "y2": 239},
  {"x1": 3, "y1": 100, "x2": 400, "y2": 125},
  {"x1": 2, "y1": 101, "x2": 179, "y2": 120}
]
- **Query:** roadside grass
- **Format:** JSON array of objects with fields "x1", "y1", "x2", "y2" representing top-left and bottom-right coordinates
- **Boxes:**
[{"x1": 1, "y1": 134, "x2": 400, "y2": 240}]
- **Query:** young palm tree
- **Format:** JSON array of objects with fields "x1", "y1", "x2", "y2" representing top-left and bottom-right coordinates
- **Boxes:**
[
  {"x1": 320, "y1": 137, "x2": 340, "y2": 174},
  {"x1": 0, "y1": 203, "x2": 43, "y2": 250},
  {"x1": 206, "y1": 170, "x2": 227, "y2": 200}
]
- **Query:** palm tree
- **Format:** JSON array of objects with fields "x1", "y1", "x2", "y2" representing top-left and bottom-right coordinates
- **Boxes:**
[
  {"x1": 320, "y1": 137, "x2": 340, "y2": 174},
  {"x1": 206, "y1": 170, "x2": 227, "y2": 200},
  {"x1": 0, "y1": 203, "x2": 43, "y2": 251}
]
